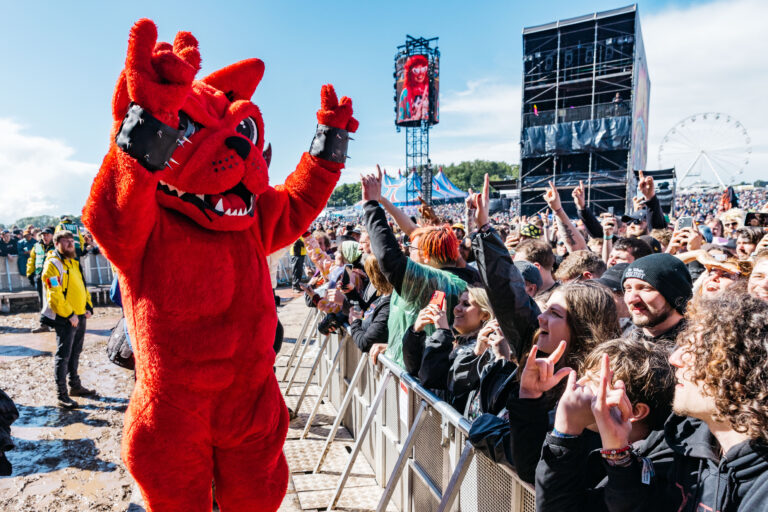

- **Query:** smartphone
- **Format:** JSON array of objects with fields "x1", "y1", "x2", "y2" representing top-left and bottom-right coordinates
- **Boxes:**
[
  {"x1": 608, "y1": 206, "x2": 615, "y2": 215},
  {"x1": 677, "y1": 216, "x2": 694, "y2": 230},
  {"x1": 429, "y1": 290, "x2": 446, "y2": 310}
]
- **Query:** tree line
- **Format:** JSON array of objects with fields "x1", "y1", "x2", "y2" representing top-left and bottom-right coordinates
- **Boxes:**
[{"x1": 328, "y1": 160, "x2": 520, "y2": 207}]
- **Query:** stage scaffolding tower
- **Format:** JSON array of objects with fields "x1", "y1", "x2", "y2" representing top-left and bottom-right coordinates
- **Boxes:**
[
  {"x1": 518, "y1": 4, "x2": 650, "y2": 216},
  {"x1": 395, "y1": 35, "x2": 439, "y2": 205}
]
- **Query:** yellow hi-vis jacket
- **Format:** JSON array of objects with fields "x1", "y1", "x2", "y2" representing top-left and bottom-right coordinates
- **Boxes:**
[{"x1": 41, "y1": 250, "x2": 93, "y2": 318}]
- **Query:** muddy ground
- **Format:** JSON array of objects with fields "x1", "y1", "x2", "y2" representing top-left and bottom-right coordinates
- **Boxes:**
[{"x1": 0, "y1": 291, "x2": 308, "y2": 511}]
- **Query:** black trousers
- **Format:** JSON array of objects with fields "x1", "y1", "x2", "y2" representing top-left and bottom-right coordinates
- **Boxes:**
[
  {"x1": 35, "y1": 274, "x2": 44, "y2": 306},
  {"x1": 290, "y1": 255, "x2": 305, "y2": 289},
  {"x1": 54, "y1": 315, "x2": 86, "y2": 392}
]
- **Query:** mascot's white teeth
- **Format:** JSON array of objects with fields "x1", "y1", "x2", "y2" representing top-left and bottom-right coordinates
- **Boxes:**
[{"x1": 215, "y1": 199, "x2": 224, "y2": 212}]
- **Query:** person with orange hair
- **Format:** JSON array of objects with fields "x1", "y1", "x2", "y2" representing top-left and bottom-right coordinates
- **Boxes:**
[{"x1": 361, "y1": 166, "x2": 476, "y2": 368}]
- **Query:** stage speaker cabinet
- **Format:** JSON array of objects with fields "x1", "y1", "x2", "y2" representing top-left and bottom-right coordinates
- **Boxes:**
[
  {"x1": 544, "y1": 52, "x2": 554, "y2": 71},
  {"x1": 584, "y1": 46, "x2": 594, "y2": 64},
  {"x1": 564, "y1": 49, "x2": 574, "y2": 68}
]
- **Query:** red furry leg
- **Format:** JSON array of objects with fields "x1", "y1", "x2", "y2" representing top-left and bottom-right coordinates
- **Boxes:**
[
  {"x1": 212, "y1": 380, "x2": 290, "y2": 511},
  {"x1": 123, "y1": 391, "x2": 215, "y2": 512}
]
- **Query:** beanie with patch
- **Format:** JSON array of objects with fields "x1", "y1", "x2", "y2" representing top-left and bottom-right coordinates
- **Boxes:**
[{"x1": 621, "y1": 253, "x2": 693, "y2": 313}]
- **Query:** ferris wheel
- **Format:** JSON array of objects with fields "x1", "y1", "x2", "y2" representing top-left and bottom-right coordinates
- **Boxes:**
[{"x1": 658, "y1": 113, "x2": 751, "y2": 189}]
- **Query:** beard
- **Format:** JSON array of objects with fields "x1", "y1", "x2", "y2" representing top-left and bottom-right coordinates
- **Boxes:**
[{"x1": 630, "y1": 300, "x2": 673, "y2": 328}]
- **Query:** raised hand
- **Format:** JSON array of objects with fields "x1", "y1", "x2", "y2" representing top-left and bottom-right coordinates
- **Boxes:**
[
  {"x1": 543, "y1": 181, "x2": 562, "y2": 212},
  {"x1": 571, "y1": 180, "x2": 586, "y2": 210},
  {"x1": 591, "y1": 354, "x2": 633, "y2": 450},
  {"x1": 361, "y1": 165, "x2": 383, "y2": 203},
  {"x1": 316, "y1": 84, "x2": 359, "y2": 132},
  {"x1": 553, "y1": 370, "x2": 596, "y2": 436},
  {"x1": 413, "y1": 304, "x2": 436, "y2": 332},
  {"x1": 637, "y1": 170, "x2": 655, "y2": 201},
  {"x1": 519, "y1": 341, "x2": 572, "y2": 399},
  {"x1": 475, "y1": 173, "x2": 491, "y2": 228},
  {"x1": 487, "y1": 323, "x2": 512, "y2": 361},
  {"x1": 124, "y1": 19, "x2": 201, "y2": 124},
  {"x1": 474, "y1": 321, "x2": 496, "y2": 355}
]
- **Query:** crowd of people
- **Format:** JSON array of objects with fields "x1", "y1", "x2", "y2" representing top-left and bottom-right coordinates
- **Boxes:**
[
  {"x1": 296, "y1": 168, "x2": 768, "y2": 511},
  {"x1": 673, "y1": 187, "x2": 768, "y2": 219}
]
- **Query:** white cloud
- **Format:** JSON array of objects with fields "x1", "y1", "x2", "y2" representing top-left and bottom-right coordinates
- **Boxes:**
[
  {"x1": 430, "y1": 81, "x2": 521, "y2": 165},
  {"x1": 642, "y1": 0, "x2": 768, "y2": 184},
  {"x1": 0, "y1": 119, "x2": 98, "y2": 224},
  {"x1": 427, "y1": 0, "x2": 767, "y2": 185}
]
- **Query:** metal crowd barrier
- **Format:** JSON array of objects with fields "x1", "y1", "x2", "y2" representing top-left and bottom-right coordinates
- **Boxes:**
[
  {"x1": 282, "y1": 306, "x2": 536, "y2": 512},
  {"x1": 1, "y1": 253, "x2": 114, "y2": 292}
]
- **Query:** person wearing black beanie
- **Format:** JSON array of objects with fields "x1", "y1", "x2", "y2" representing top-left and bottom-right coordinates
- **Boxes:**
[{"x1": 622, "y1": 253, "x2": 693, "y2": 343}]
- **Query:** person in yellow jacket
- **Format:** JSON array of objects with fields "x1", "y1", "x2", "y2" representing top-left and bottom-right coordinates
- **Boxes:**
[
  {"x1": 55, "y1": 215, "x2": 85, "y2": 257},
  {"x1": 41, "y1": 230, "x2": 95, "y2": 408}
]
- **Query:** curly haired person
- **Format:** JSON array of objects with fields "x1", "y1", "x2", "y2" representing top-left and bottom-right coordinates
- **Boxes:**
[{"x1": 593, "y1": 292, "x2": 768, "y2": 512}]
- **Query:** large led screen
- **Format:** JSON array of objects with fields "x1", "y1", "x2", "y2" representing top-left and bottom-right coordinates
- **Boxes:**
[{"x1": 395, "y1": 54, "x2": 439, "y2": 126}]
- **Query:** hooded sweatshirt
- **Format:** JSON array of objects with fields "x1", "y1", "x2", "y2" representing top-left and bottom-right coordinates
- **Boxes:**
[{"x1": 603, "y1": 414, "x2": 768, "y2": 512}]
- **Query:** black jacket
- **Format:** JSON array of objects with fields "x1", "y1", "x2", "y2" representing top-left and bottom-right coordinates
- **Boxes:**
[
  {"x1": 402, "y1": 327, "x2": 491, "y2": 416},
  {"x1": 349, "y1": 294, "x2": 390, "y2": 353},
  {"x1": 603, "y1": 415, "x2": 768, "y2": 512},
  {"x1": 470, "y1": 227, "x2": 540, "y2": 360},
  {"x1": 535, "y1": 428, "x2": 668, "y2": 512}
]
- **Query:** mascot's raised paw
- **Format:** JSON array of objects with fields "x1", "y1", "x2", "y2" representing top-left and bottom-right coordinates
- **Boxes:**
[
  {"x1": 310, "y1": 85, "x2": 358, "y2": 171},
  {"x1": 317, "y1": 84, "x2": 359, "y2": 133},
  {"x1": 124, "y1": 18, "x2": 201, "y2": 125}
]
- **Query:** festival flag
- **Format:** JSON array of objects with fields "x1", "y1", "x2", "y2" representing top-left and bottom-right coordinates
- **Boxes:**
[{"x1": 534, "y1": 104, "x2": 539, "y2": 116}]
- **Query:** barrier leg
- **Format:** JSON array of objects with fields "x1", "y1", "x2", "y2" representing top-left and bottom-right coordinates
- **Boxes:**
[
  {"x1": 326, "y1": 369, "x2": 392, "y2": 511},
  {"x1": 313, "y1": 355, "x2": 368, "y2": 471},
  {"x1": 286, "y1": 329, "x2": 325, "y2": 397},
  {"x1": 301, "y1": 336, "x2": 346, "y2": 438},
  {"x1": 281, "y1": 309, "x2": 318, "y2": 381},
  {"x1": 436, "y1": 439, "x2": 475, "y2": 512},
  {"x1": 292, "y1": 331, "x2": 334, "y2": 415},
  {"x1": 376, "y1": 401, "x2": 428, "y2": 512}
]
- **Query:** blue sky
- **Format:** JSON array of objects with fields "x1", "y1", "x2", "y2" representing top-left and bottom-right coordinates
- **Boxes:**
[{"x1": 0, "y1": 0, "x2": 765, "y2": 223}]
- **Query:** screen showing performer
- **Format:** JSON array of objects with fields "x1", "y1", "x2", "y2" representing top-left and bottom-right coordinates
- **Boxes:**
[{"x1": 396, "y1": 54, "x2": 434, "y2": 125}]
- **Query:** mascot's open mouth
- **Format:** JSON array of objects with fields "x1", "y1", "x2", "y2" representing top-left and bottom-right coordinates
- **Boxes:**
[{"x1": 157, "y1": 180, "x2": 255, "y2": 218}]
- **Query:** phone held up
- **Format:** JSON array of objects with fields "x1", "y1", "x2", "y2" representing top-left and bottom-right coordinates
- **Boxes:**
[{"x1": 429, "y1": 290, "x2": 446, "y2": 310}]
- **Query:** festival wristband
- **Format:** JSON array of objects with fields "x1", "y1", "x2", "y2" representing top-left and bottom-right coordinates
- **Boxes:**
[{"x1": 551, "y1": 428, "x2": 579, "y2": 439}]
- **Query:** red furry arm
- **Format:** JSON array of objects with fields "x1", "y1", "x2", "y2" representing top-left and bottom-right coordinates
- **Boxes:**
[
  {"x1": 82, "y1": 144, "x2": 159, "y2": 272},
  {"x1": 254, "y1": 153, "x2": 340, "y2": 254}
]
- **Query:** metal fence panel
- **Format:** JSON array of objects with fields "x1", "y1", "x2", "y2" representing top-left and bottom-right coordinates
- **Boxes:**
[{"x1": 291, "y1": 305, "x2": 536, "y2": 512}]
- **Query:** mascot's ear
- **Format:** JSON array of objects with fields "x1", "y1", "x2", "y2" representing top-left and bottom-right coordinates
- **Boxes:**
[
  {"x1": 112, "y1": 71, "x2": 131, "y2": 121},
  {"x1": 201, "y1": 59, "x2": 265, "y2": 101}
]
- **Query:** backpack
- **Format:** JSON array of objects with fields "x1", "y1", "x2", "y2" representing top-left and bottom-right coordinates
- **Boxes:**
[{"x1": 106, "y1": 316, "x2": 135, "y2": 370}]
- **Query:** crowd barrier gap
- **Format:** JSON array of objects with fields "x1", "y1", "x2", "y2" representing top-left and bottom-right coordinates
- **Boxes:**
[{"x1": 281, "y1": 305, "x2": 536, "y2": 512}]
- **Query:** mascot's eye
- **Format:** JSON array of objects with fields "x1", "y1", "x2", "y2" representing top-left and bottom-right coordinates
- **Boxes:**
[
  {"x1": 178, "y1": 111, "x2": 203, "y2": 139},
  {"x1": 236, "y1": 117, "x2": 259, "y2": 146}
]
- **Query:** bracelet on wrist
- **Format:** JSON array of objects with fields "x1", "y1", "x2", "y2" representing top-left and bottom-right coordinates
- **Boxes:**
[
  {"x1": 479, "y1": 223, "x2": 492, "y2": 233},
  {"x1": 551, "y1": 428, "x2": 579, "y2": 439},
  {"x1": 600, "y1": 445, "x2": 631, "y2": 457},
  {"x1": 603, "y1": 452, "x2": 633, "y2": 467}
]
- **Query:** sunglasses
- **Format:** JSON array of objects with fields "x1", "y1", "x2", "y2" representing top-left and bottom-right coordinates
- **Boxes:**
[{"x1": 629, "y1": 219, "x2": 644, "y2": 225}]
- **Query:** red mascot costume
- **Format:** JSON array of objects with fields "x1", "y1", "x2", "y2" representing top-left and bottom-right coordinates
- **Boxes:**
[{"x1": 83, "y1": 19, "x2": 357, "y2": 511}]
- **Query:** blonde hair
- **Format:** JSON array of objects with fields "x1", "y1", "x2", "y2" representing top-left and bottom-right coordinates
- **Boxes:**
[{"x1": 465, "y1": 285, "x2": 494, "y2": 322}]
